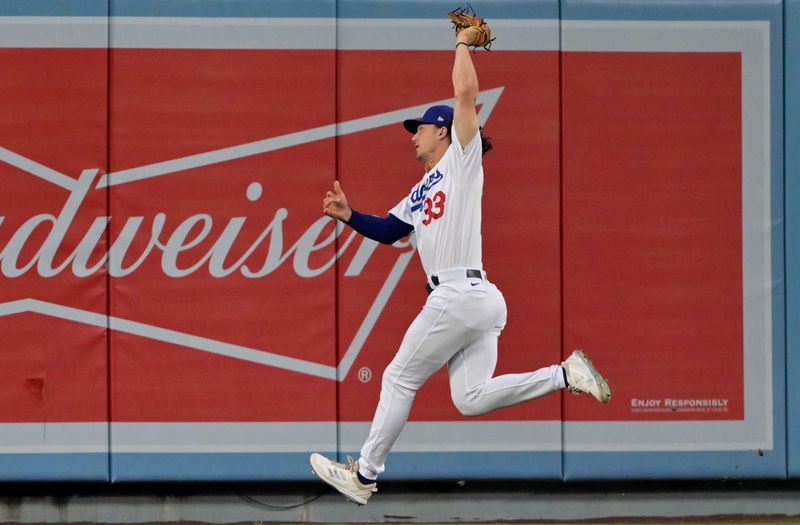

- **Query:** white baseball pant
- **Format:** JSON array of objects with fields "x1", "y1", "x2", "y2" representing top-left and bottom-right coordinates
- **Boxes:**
[{"x1": 358, "y1": 270, "x2": 565, "y2": 479}]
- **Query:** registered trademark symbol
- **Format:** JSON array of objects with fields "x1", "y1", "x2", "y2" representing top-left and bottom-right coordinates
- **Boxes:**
[{"x1": 358, "y1": 367, "x2": 372, "y2": 383}]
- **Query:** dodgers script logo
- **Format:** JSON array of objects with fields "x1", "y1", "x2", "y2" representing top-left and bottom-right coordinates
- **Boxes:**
[
  {"x1": 409, "y1": 169, "x2": 444, "y2": 212},
  {"x1": 0, "y1": 88, "x2": 504, "y2": 383}
]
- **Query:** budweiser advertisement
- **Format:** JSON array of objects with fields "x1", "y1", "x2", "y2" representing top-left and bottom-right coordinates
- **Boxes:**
[{"x1": 0, "y1": 5, "x2": 782, "y2": 481}]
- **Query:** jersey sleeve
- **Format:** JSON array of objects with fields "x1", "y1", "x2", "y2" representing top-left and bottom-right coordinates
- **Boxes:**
[
  {"x1": 388, "y1": 195, "x2": 415, "y2": 228},
  {"x1": 448, "y1": 123, "x2": 483, "y2": 183}
]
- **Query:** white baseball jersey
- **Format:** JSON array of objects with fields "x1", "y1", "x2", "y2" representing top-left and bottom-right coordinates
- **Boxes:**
[{"x1": 389, "y1": 125, "x2": 483, "y2": 277}]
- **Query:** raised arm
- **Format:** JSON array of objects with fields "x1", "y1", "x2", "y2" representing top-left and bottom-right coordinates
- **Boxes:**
[{"x1": 452, "y1": 28, "x2": 481, "y2": 148}]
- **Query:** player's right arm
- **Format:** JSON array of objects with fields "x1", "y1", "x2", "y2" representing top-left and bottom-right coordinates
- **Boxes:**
[{"x1": 323, "y1": 180, "x2": 413, "y2": 244}]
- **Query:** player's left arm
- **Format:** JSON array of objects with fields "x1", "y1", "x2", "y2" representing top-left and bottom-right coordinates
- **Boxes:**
[{"x1": 452, "y1": 28, "x2": 481, "y2": 149}]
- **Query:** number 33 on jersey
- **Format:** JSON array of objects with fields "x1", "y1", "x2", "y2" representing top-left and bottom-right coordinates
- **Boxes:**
[{"x1": 422, "y1": 191, "x2": 446, "y2": 226}]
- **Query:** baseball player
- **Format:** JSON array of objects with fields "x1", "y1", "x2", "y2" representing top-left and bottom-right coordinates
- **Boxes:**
[{"x1": 310, "y1": 15, "x2": 611, "y2": 505}]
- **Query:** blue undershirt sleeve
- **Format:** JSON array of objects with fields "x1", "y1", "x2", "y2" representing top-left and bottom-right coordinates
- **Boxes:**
[{"x1": 345, "y1": 210, "x2": 414, "y2": 245}]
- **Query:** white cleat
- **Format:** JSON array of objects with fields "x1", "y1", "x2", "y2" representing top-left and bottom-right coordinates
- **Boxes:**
[
  {"x1": 562, "y1": 350, "x2": 612, "y2": 403},
  {"x1": 309, "y1": 453, "x2": 377, "y2": 505}
]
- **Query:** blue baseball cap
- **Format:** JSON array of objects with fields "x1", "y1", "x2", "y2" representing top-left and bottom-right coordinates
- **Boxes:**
[{"x1": 403, "y1": 105, "x2": 454, "y2": 133}]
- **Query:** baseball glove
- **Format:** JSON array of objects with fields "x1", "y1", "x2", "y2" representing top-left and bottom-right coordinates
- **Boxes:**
[{"x1": 448, "y1": 4, "x2": 495, "y2": 50}]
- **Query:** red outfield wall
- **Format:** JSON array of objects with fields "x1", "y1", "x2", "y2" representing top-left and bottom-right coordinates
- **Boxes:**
[{"x1": 0, "y1": 0, "x2": 784, "y2": 480}]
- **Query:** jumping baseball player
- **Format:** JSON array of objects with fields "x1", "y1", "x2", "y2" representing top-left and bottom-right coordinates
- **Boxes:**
[{"x1": 310, "y1": 9, "x2": 611, "y2": 505}]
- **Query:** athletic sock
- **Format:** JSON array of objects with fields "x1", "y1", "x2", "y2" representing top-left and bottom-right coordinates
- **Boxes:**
[{"x1": 357, "y1": 471, "x2": 376, "y2": 485}]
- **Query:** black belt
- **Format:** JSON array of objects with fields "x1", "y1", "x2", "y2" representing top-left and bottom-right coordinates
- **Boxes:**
[{"x1": 425, "y1": 269, "x2": 483, "y2": 294}]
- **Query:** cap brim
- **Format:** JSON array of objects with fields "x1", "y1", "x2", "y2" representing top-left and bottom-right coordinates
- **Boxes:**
[{"x1": 403, "y1": 119, "x2": 423, "y2": 133}]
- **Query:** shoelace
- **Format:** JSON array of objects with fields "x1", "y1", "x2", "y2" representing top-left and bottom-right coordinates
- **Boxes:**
[
  {"x1": 333, "y1": 456, "x2": 377, "y2": 492},
  {"x1": 330, "y1": 455, "x2": 359, "y2": 472}
]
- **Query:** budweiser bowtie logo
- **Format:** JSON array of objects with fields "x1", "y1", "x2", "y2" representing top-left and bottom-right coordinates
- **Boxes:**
[{"x1": 0, "y1": 88, "x2": 503, "y2": 381}]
